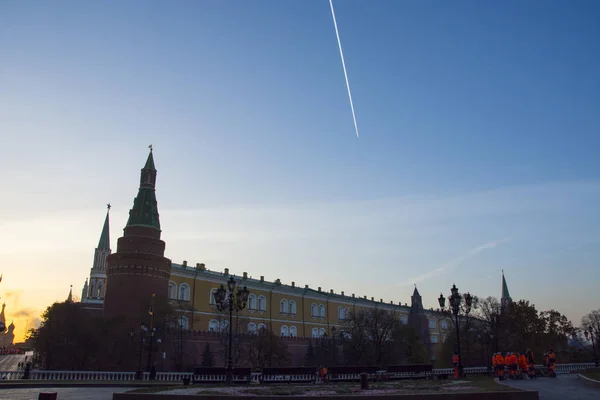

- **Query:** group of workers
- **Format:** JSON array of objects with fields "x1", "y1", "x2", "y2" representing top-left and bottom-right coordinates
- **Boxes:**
[{"x1": 492, "y1": 349, "x2": 556, "y2": 379}]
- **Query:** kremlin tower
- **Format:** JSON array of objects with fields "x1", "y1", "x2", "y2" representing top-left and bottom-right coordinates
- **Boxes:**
[
  {"x1": 103, "y1": 148, "x2": 172, "y2": 322},
  {"x1": 81, "y1": 205, "x2": 111, "y2": 305}
]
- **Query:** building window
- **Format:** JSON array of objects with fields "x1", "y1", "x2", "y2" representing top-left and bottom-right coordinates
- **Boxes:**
[
  {"x1": 209, "y1": 288, "x2": 218, "y2": 305},
  {"x1": 258, "y1": 295, "x2": 267, "y2": 311},
  {"x1": 178, "y1": 283, "x2": 191, "y2": 301},
  {"x1": 431, "y1": 335, "x2": 439, "y2": 344},
  {"x1": 258, "y1": 323, "x2": 267, "y2": 331},
  {"x1": 248, "y1": 323, "x2": 257, "y2": 334},
  {"x1": 338, "y1": 307, "x2": 349, "y2": 320},
  {"x1": 89, "y1": 282, "x2": 95, "y2": 298},
  {"x1": 319, "y1": 328, "x2": 326, "y2": 337},
  {"x1": 208, "y1": 319, "x2": 219, "y2": 332},
  {"x1": 281, "y1": 325, "x2": 289, "y2": 337},
  {"x1": 289, "y1": 300, "x2": 296, "y2": 314},
  {"x1": 311, "y1": 303, "x2": 318, "y2": 316},
  {"x1": 400, "y1": 315, "x2": 408, "y2": 324},
  {"x1": 429, "y1": 320, "x2": 436, "y2": 329},
  {"x1": 280, "y1": 299, "x2": 289, "y2": 314},
  {"x1": 442, "y1": 334, "x2": 447, "y2": 342},
  {"x1": 319, "y1": 304, "x2": 325, "y2": 317},
  {"x1": 220, "y1": 320, "x2": 229, "y2": 331},
  {"x1": 248, "y1": 294, "x2": 257, "y2": 310},
  {"x1": 441, "y1": 320, "x2": 448, "y2": 329},
  {"x1": 312, "y1": 328, "x2": 319, "y2": 338},
  {"x1": 290, "y1": 326, "x2": 297, "y2": 337},
  {"x1": 179, "y1": 316, "x2": 189, "y2": 330},
  {"x1": 168, "y1": 281, "x2": 177, "y2": 300},
  {"x1": 97, "y1": 281, "x2": 104, "y2": 298}
]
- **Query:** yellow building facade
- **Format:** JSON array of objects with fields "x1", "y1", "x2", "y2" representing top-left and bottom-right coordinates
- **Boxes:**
[{"x1": 167, "y1": 262, "x2": 453, "y2": 347}]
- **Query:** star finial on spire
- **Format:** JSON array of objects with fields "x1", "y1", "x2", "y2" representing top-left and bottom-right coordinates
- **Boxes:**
[
  {"x1": 148, "y1": 144, "x2": 153, "y2": 152},
  {"x1": 107, "y1": 203, "x2": 111, "y2": 211}
]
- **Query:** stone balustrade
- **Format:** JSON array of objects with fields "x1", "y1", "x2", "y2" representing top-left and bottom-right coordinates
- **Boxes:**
[{"x1": 0, "y1": 363, "x2": 594, "y2": 382}]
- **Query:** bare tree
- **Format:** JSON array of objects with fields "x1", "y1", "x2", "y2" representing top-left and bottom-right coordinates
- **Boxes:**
[
  {"x1": 344, "y1": 308, "x2": 427, "y2": 367},
  {"x1": 582, "y1": 309, "x2": 600, "y2": 337}
]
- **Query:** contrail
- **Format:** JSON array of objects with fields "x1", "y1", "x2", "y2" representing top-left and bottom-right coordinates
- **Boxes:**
[{"x1": 329, "y1": 0, "x2": 359, "y2": 138}]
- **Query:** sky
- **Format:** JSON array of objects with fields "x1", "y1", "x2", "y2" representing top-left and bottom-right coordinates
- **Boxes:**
[{"x1": 1, "y1": 0, "x2": 599, "y2": 342}]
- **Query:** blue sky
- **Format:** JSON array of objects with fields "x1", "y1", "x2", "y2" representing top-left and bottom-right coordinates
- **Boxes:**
[{"x1": 1, "y1": 0, "x2": 599, "y2": 337}]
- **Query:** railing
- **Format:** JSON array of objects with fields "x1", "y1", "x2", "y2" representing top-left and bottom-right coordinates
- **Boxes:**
[{"x1": 0, "y1": 363, "x2": 594, "y2": 382}]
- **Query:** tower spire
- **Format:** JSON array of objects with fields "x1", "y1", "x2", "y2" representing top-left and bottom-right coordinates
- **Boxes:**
[
  {"x1": 67, "y1": 285, "x2": 73, "y2": 303},
  {"x1": 97, "y1": 204, "x2": 111, "y2": 250},
  {"x1": 126, "y1": 147, "x2": 160, "y2": 231},
  {"x1": 501, "y1": 270, "x2": 512, "y2": 311}
]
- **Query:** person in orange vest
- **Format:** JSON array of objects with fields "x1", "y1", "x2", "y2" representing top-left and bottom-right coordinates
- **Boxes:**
[
  {"x1": 452, "y1": 352, "x2": 460, "y2": 378},
  {"x1": 518, "y1": 352, "x2": 528, "y2": 380},
  {"x1": 507, "y1": 352, "x2": 518, "y2": 379},
  {"x1": 525, "y1": 349, "x2": 536, "y2": 379},
  {"x1": 547, "y1": 350, "x2": 556, "y2": 378},
  {"x1": 494, "y1": 352, "x2": 506, "y2": 380}
]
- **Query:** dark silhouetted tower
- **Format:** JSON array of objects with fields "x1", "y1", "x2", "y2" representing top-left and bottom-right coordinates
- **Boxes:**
[{"x1": 103, "y1": 148, "x2": 171, "y2": 322}]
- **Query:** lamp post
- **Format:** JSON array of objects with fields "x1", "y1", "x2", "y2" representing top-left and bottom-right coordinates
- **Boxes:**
[
  {"x1": 214, "y1": 276, "x2": 250, "y2": 385},
  {"x1": 438, "y1": 284, "x2": 473, "y2": 379},
  {"x1": 584, "y1": 329, "x2": 599, "y2": 367},
  {"x1": 132, "y1": 323, "x2": 148, "y2": 380},
  {"x1": 331, "y1": 326, "x2": 337, "y2": 366},
  {"x1": 146, "y1": 294, "x2": 157, "y2": 374}
]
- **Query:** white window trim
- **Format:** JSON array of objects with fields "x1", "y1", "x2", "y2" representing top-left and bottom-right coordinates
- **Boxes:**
[
  {"x1": 248, "y1": 294, "x2": 257, "y2": 310},
  {"x1": 208, "y1": 319, "x2": 219, "y2": 332},
  {"x1": 258, "y1": 295, "x2": 267, "y2": 311},
  {"x1": 179, "y1": 283, "x2": 191, "y2": 301},
  {"x1": 319, "y1": 304, "x2": 326, "y2": 317},
  {"x1": 280, "y1": 299, "x2": 289, "y2": 314},
  {"x1": 280, "y1": 325, "x2": 289, "y2": 337}
]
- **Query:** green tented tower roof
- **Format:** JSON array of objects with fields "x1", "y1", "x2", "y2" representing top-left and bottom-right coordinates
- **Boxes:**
[
  {"x1": 97, "y1": 208, "x2": 110, "y2": 249},
  {"x1": 126, "y1": 148, "x2": 161, "y2": 231}
]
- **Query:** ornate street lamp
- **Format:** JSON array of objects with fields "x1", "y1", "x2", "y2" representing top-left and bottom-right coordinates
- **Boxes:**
[
  {"x1": 438, "y1": 284, "x2": 472, "y2": 378},
  {"x1": 214, "y1": 276, "x2": 250, "y2": 385},
  {"x1": 133, "y1": 322, "x2": 148, "y2": 380},
  {"x1": 584, "y1": 329, "x2": 599, "y2": 367},
  {"x1": 331, "y1": 326, "x2": 337, "y2": 365}
]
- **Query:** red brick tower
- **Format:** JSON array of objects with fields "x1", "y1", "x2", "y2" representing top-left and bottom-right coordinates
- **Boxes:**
[{"x1": 103, "y1": 147, "x2": 172, "y2": 321}]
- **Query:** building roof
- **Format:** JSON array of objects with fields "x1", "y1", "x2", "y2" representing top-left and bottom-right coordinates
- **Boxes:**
[
  {"x1": 125, "y1": 149, "x2": 161, "y2": 230},
  {"x1": 169, "y1": 262, "x2": 415, "y2": 311},
  {"x1": 97, "y1": 208, "x2": 110, "y2": 249}
]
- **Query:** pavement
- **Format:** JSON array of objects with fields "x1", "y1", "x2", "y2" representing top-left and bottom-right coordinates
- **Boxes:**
[
  {"x1": 501, "y1": 374, "x2": 600, "y2": 400},
  {"x1": 0, "y1": 386, "x2": 135, "y2": 399},
  {"x1": 0, "y1": 354, "x2": 27, "y2": 371}
]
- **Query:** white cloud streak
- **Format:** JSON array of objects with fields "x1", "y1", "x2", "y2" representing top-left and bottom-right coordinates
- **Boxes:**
[
  {"x1": 398, "y1": 238, "x2": 511, "y2": 287},
  {"x1": 329, "y1": 0, "x2": 359, "y2": 138}
]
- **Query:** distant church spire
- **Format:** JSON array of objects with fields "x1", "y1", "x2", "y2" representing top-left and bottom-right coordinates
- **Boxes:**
[
  {"x1": 67, "y1": 285, "x2": 73, "y2": 303},
  {"x1": 501, "y1": 270, "x2": 512, "y2": 311}
]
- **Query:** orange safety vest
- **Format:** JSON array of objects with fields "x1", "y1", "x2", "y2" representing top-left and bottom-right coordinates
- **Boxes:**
[
  {"x1": 518, "y1": 355, "x2": 527, "y2": 370},
  {"x1": 508, "y1": 354, "x2": 518, "y2": 365},
  {"x1": 452, "y1": 354, "x2": 459, "y2": 364},
  {"x1": 495, "y1": 354, "x2": 505, "y2": 366}
]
